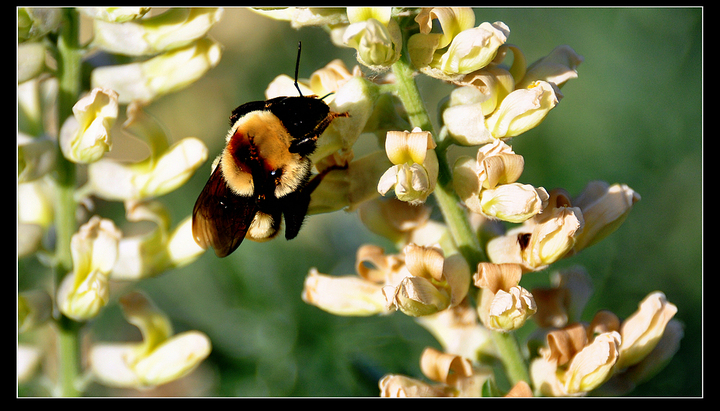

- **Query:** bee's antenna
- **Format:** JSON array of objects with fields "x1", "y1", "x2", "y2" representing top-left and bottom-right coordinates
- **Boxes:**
[{"x1": 294, "y1": 41, "x2": 303, "y2": 97}]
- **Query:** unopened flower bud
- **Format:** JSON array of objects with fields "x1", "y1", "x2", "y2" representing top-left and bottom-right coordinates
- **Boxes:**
[
  {"x1": 485, "y1": 80, "x2": 561, "y2": 139},
  {"x1": 57, "y1": 216, "x2": 121, "y2": 321},
  {"x1": 572, "y1": 181, "x2": 640, "y2": 252},
  {"x1": 616, "y1": 292, "x2": 678, "y2": 369},
  {"x1": 59, "y1": 87, "x2": 118, "y2": 164}
]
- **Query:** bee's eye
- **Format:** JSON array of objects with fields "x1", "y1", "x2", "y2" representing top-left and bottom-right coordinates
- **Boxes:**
[{"x1": 269, "y1": 168, "x2": 282, "y2": 181}]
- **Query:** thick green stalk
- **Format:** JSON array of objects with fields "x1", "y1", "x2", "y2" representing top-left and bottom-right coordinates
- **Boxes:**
[
  {"x1": 53, "y1": 8, "x2": 82, "y2": 397},
  {"x1": 491, "y1": 329, "x2": 531, "y2": 387}
]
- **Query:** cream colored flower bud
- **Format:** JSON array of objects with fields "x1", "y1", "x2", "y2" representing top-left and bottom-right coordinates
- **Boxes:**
[
  {"x1": 59, "y1": 87, "x2": 118, "y2": 164},
  {"x1": 92, "y1": 8, "x2": 223, "y2": 56},
  {"x1": 384, "y1": 244, "x2": 470, "y2": 317},
  {"x1": 87, "y1": 104, "x2": 208, "y2": 201},
  {"x1": 78, "y1": 7, "x2": 150, "y2": 22},
  {"x1": 616, "y1": 292, "x2": 678, "y2": 370},
  {"x1": 572, "y1": 181, "x2": 640, "y2": 252},
  {"x1": 89, "y1": 291, "x2": 211, "y2": 389},
  {"x1": 485, "y1": 80, "x2": 561, "y2": 139},
  {"x1": 57, "y1": 216, "x2": 122, "y2": 321},
  {"x1": 302, "y1": 268, "x2": 390, "y2": 316},
  {"x1": 516, "y1": 45, "x2": 584, "y2": 90},
  {"x1": 378, "y1": 128, "x2": 439, "y2": 205},
  {"x1": 91, "y1": 37, "x2": 222, "y2": 104},
  {"x1": 562, "y1": 331, "x2": 621, "y2": 395},
  {"x1": 479, "y1": 183, "x2": 549, "y2": 223}
]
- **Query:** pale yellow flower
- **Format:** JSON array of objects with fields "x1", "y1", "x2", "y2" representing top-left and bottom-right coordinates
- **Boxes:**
[
  {"x1": 378, "y1": 128, "x2": 439, "y2": 205},
  {"x1": 485, "y1": 80, "x2": 561, "y2": 139},
  {"x1": 616, "y1": 292, "x2": 678, "y2": 370},
  {"x1": 59, "y1": 87, "x2": 119, "y2": 164},
  {"x1": 487, "y1": 189, "x2": 584, "y2": 271},
  {"x1": 384, "y1": 244, "x2": 470, "y2": 317},
  {"x1": 453, "y1": 141, "x2": 547, "y2": 223},
  {"x1": 408, "y1": 8, "x2": 509, "y2": 80},
  {"x1": 530, "y1": 322, "x2": 621, "y2": 396},
  {"x1": 18, "y1": 7, "x2": 62, "y2": 42},
  {"x1": 343, "y1": 7, "x2": 401, "y2": 69},
  {"x1": 91, "y1": 37, "x2": 222, "y2": 104},
  {"x1": 91, "y1": 8, "x2": 223, "y2": 56},
  {"x1": 18, "y1": 42, "x2": 46, "y2": 83},
  {"x1": 57, "y1": 216, "x2": 122, "y2": 321},
  {"x1": 474, "y1": 263, "x2": 536, "y2": 332},
  {"x1": 357, "y1": 198, "x2": 451, "y2": 249},
  {"x1": 301, "y1": 268, "x2": 390, "y2": 316},
  {"x1": 89, "y1": 291, "x2": 211, "y2": 389}
]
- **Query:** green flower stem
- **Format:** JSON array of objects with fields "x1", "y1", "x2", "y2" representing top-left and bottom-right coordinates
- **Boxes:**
[
  {"x1": 491, "y1": 329, "x2": 531, "y2": 388},
  {"x1": 53, "y1": 7, "x2": 82, "y2": 397},
  {"x1": 390, "y1": 55, "x2": 486, "y2": 268}
]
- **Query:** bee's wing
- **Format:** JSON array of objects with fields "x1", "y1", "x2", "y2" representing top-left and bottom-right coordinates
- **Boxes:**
[{"x1": 192, "y1": 163, "x2": 258, "y2": 257}]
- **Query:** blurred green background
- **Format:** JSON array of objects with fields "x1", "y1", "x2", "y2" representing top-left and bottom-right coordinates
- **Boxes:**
[{"x1": 25, "y1": 8, "x2": 703, "y2": 397}]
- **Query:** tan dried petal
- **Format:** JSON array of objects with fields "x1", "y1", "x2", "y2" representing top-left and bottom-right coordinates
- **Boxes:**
[
  {"x1": 420, "y1": 347, "x2": 474, "y2": 385},
  {"x1": 543, "y1": 323, "x2": 588, "y2": 366},
  {"x1": 473, "y1": 262, "x2": 522, "y2": 293}
]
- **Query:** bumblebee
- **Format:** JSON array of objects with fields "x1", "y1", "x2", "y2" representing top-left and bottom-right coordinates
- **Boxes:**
[{"x1": 192, "y1": 43, "x2": 348, "y2": 257}]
